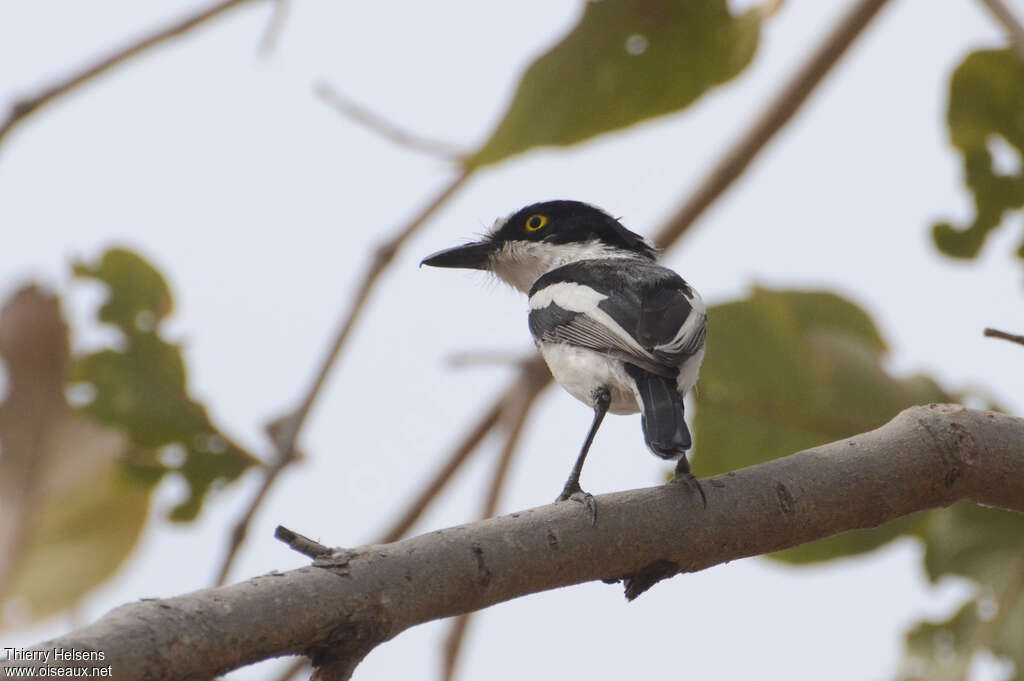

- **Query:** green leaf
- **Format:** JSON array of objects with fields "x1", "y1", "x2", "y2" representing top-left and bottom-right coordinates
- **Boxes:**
[
  {"x1": 467, "y1": 0, "x2": 759, "y2": 168},
  {"x1": 73, "y1": 248, "x2": 260, "y2": 521},
  {"x1": 71, "y1": 248, "x2": 173, "y2": 330},
  {"x1": 692, "y1": 288, "x2": 949, "y2": 563},
  {"x1": 933, "y1": 48, "x2": 1024, "y2": 260},
  {"x1": 0, "y1": 286, "x2": 151, "y2": 628}
]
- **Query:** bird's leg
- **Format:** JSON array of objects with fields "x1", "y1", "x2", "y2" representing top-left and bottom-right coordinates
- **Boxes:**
[
  {"x1": 672, "y1": 455, "x2": 707, "y2": 508},
  {"x1": 556, "y1": 386, "x2": 610, "y2": 525}
]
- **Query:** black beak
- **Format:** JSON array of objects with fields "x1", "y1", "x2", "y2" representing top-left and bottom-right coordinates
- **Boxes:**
[{"x1": 420, "y1": 240, "x2": 496, "y2": 270}]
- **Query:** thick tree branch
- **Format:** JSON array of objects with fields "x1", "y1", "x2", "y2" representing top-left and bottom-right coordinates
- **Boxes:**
[{"x1": 5, "y1": 405, "x2": 1022, "y2": 680}]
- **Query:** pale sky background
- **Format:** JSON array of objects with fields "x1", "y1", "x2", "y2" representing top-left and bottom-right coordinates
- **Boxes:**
[{"x1": 1, "y1": 1, "x2": 1023, "y2": 679}]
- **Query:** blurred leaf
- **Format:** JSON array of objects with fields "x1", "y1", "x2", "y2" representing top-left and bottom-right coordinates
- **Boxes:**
[
  {"x1": 899, "y1": 599, "x2": 978, "y2": 681},
  {"x1": 897, "y1": 554, "x2": 1024, "y2": 681},
  {"x1": 73, "y1": 247, "x2": 173, "y2": 329},
  {"x1": 467, "y1": 0, "x2": 759, "y2": 168},
  {"x1": 73, "y1": 248, "x2": 260, "y2": 521},
  {"x1": 0, "y1": 286, "x2": 148, "y2": 628},
  {"x1": 905, "y1": 503, "x2": 1024, "y2": 679},
  {"x1": 921, "y1": 503, "x2": 1024, "y2": 586},
  {"x1": 3, "y1": 462, "x2": 150, "y2": 628},
  {"x1": 692, "y1": 288, "x2": 949, "y2": 563},
  {"x1": 933, "y1": 48, "x2": 1024, "y2": 260}
]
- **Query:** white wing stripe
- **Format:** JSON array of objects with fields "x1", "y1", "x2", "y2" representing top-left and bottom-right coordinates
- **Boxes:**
[
  {"x1": 530, "y1": 282, "x2": 659, "y2": 363},
  {"x1": 529, "y1": 281, "x2": 606, "y2": 312}
]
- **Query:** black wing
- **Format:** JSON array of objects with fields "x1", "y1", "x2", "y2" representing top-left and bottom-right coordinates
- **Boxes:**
[{"x1": 527, "y1": 260, "x2": 706, "y2": 377}]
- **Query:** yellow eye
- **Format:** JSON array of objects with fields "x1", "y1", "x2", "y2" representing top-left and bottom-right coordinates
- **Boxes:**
[{"x1": 525, "y1": 214, "x2": 548, "y2": 232}]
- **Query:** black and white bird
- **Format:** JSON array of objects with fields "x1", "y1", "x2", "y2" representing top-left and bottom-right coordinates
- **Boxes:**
[{"x1": 421, "y1": 200, "x2": 707, "y2": 520}]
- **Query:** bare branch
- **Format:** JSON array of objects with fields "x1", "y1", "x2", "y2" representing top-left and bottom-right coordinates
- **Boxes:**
[
  {"x1": 654, "y1": 0, "x2": 891, "y2": 247},
  {"x1": 379, "y1": 357, "x2": 550, "y2": 543},
  {"x1": 214, "y1": 169, "x2": 472, "y2": 585},
  {"x1": 0, "y1": 0, "x2": 262, "y2": 147},
  {"x1": 7, "y1": 405, "x2": 1022, "y2": 681},
  {"x1": 978, "y1": 0, "x2": 1024, "y2": 61},
  {"x1": 316, "y1": 82, "x2": 469, "y2": 160},
  {"x1": 985, "y1": 327, "x2": 1024, "y2": 347},
  {"x1": 441, "y1": 382, "x2": 537, "y2": 681}
]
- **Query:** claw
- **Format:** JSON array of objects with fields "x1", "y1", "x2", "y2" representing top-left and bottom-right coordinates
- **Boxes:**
[
  {"x1": 556, "y1": 483, "x2": 598, "y2": 525},
  {"x1": 672, "y1": 456, "x2": 707, "y2": 508},
  {"x1": 574, "y1": 491, "x2": 598, "y2": 525},
  {"x1": 672, "y1": 472, "x2": 707, "y2": 508}
]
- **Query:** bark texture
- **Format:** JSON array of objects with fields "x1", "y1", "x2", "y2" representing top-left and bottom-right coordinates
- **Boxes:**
[{"x1": 3, "y1": 405, "x2": 1022, "y2": 680}]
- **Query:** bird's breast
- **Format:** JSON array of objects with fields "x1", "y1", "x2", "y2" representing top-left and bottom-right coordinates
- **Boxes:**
[{"x1": 537, "y1": 342, "x2": 640, "y2": 415}]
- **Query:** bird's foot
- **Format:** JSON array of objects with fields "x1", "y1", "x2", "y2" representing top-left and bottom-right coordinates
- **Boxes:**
[
  {"x1": 671, "y1": 460, "x2": 707, "y2": 508},
  {"x1": 556, "y1": 482, "x2": 597, "y2": 525}
]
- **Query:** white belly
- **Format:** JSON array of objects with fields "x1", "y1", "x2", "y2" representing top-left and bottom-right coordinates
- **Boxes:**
[
  {"x1": 676, "y1": 345, "x2": 705, "y2": 396},
  {"x1": 538, "y1": 343, "x2": 641, "y2": 415}
]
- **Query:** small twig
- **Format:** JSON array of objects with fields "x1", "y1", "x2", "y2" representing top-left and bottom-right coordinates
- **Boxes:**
[
  {"x1": 441, "y1": 386, "x2": 536, "y2": 681},
  {"x1": 0, "y1": 0, "x2": 261, "y2": 146},
  {"x1": 985, "y1": 327, "x2": 1024, "y2": 347},
  {"x1": 316, "y1": 82, "x2": 469, "y2": 160},
  {"x1": 214, "y1": 169, "x2": 472, "y2": 585},
  {"x1": 258, "y1": 0, "x2": 291, "y2": 55},
  {"x1": 654, "y1": 0, "x2": 891, "y2": 247},
  {"x1": 274, "y1": 525, "x2": 331, "y2": 559},
  {"x1": 760, "y1": 0, "x2": 787, "y2": 19},
  {"x1": 446, "y1": 350, "x2": 534, "y2": 369},
  {"x1": 377, "y1": 402, "x2": 502, "y2": 543},
  {"x1": 978, "y1": 0, "x2": 1024, "y2": 61},
  {"x1": 479, "y1": 393, "x2": 535, "y2": 520},
  {"x1": 378, "y1": 357, "x2": 549, "y2": 543}
]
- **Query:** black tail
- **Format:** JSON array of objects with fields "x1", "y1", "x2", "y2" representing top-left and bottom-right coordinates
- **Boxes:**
[{"x1": 624, "y1": 364, "x2": 691, "y2": 459}]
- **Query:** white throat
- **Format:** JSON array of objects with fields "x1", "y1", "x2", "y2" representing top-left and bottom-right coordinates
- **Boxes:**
[{"x1": 488, "y1": 240, "x2": 643, "y2": 293}]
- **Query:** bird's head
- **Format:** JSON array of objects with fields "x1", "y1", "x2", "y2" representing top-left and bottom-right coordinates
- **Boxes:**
[{"x1": 421, "y1": 200, "x2": 657, "y2": 292}]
